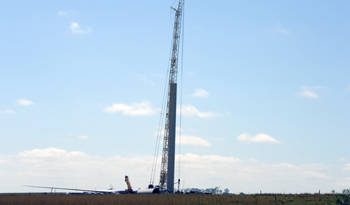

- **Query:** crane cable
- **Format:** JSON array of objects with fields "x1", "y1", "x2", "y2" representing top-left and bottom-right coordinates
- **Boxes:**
[
  {"x1": 177, "y1": 0, "x2": 185, "y2": 190},
  {"x1": 149, "y1": 8, "x2": 176, "y2": 185}
]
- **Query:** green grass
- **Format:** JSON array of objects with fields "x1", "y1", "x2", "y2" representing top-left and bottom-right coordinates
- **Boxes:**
[{"x1": 0, "y1": 193, "x2": 338, "y2": 205}]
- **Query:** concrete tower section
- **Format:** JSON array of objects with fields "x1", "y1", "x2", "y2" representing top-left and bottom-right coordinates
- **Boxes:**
[{"x1": 167, "y1": 83, "x2": 177, "y2": 193}]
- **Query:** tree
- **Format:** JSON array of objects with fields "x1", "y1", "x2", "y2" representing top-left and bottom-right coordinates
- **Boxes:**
[
  {"x1": 223, "y1": 188, "x2": 230, "y2": 195},
  {"x1": 336, "y1": 189, "x2": 350, "y2": 205},
  {"x1": 213, "y1": 187, "x2": 220, "y2": 195}
]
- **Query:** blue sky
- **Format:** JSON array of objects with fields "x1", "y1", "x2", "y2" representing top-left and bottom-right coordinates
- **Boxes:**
[{"x1": 0, "y1": 0, "x2": 350, "y2": 193}]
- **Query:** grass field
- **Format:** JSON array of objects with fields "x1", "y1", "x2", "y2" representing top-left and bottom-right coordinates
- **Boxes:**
[{"x1": 0, "y1": 193, "x2": 338, "y2": 205}]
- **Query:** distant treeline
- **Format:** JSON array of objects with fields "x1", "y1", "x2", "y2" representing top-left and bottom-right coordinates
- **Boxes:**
[{"x1": 179, "y1": 187, "x2": 230, "y2": 195}]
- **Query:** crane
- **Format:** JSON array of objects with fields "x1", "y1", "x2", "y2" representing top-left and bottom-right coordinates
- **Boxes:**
[
  {"x1": 124, "y1": 175, "x2": 134, "y2": 194},
  {"x1": 159, "y1": 0, "x2": 185, "y2": 193}
]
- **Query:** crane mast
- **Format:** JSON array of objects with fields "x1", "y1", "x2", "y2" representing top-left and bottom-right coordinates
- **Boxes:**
[
  {"x1": 124, "y1": 175, "x2": 134, "y2": 194},
  {"x1": 159, "y1": 0, "x2": 184, "y2": 193}
]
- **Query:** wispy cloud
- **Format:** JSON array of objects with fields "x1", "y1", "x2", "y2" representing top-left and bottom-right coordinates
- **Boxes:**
[
  {"x1": 297, "y1": 86, "x2": 327, "y2": 99},
  {"x1": 237, "y1": 133, "x2": 281, "y2": 144},
  {"x1": 178, "y1": 135, "x2": 211, "y2": 146},
  {"x1": 58, "y1": 10, "x2": 77, "y2": 17},
  {"x1": 155, "y1": 127, "x2": 211, "y2": 147},
  {"x1": 303, "y1": 171, "x2": 331, "y2": 179},
  {"x1": 213, "y1": 138, "x2": 226, "y2": 142},
  {"x1": 104, "y1": 101, "x2": 158, "y2": 116},
  {"x1": 17, "y1": 147, "x2": 85, "y2": 159},
  {"x1": 180, "y1": 105, "x2": 220, "y2": 118},
  {"x1": 4, "y1": 109, "x2": 14, "y2": 114},
  {"x1": 187, "y1": 71, "x2": 195, "y2": 76},
  {"x1": 271, "y1": 22, "x2": 290, "y2": 34},
  {"x1": 16, "y1": 98, "x2": 34, "y2": 106},
  {"x1": 191, "y1": 88, "x2": 209, "y2": 98},
  {"x1": 58, "y1": 10, "x2": 69, "y2": 16},
  {"x1": 272, "y1": 28, "x2": 290, "y2": 34},
  {"x1": 299, "y1": 90, "x2": 319, "y2": 98},
  {"x1": 69, "y1": 22, "x2": 92, "y2": 34},
  {"x1": 139, "y1": 76, "x2": 154, "y2": 85},
  {"x1": 78, "y1": 135, "x2": 89, "y2": 140},
  {"x1": 339, "y1": 158, "x2": 347, "y2": 162},
  {"x1": 130, "y1": 73, "x2": 155, "y2": 85}
]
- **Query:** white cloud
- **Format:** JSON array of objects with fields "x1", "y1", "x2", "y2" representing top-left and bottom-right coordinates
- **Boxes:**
[
  {"x1": 104, "y1": 101, "x2": 158, "y2": 116},
  {"x1": 299, "y1": 90, "x2": 319, "y2": 98},
  {"x1": 191, "y1": 88, "x2": 209, "y2": 98},
  {"x1": 58, "y1": 10, "x2": 69, "y2": 16},
  {"x1": 297, "y1": 85, "x2": 327, "y2": 99},
  {"x1": 273, "y1": 163, "x2": 294, "y2": 168},
  {"x1": 176, "y1": 127, "x2": 183, "y2": 132},
  {"x1": 177, "y1": 135, "x2": 211, "y2": 146},
  {"x1": 139, "y1": 76, "x2": 154, "y2": 85},
  {"x1": 187, "y1": 71, "x2": 195, "y2": 76},
  {"x1": 0, "y1": 148, "x2": 348, "y2": 193},
  {"x1": 308, "y1": 86, "x2": 328, "y2": 89},
  {"x1": 58, "y1": 10, "x2": 77, "y2": 16},
  {"x1": 303, "y1": 171, "x2": 331, "y2": 179},
  {"x1": 0, "y1": 111, "x2": 2, "y2": 114},
  {"x1": 78, "y1": 135, "x2": 89, "y2": 140},
  {"x1": 70, "y1": 22, "x2": 92, "y2": 34},
  {"x1": 213, "y1": 138, "x2": 226, "y2": 141},
  {"x1": 237, "y1": 133, "x2": 281, "y2": 144},
  {"x1": 344, "y1": 163, "x2": 350, "y2": 171},
  {"x1": 180, "y1": 105, "x2": 219, "y2": 118},
  {"x1": 272, "y1": 28, "x2": 290, "y2": 34},
  {"x1": 17, "y1": 147, "x2": 85, "y2": 159},
  {"x1": 5, "y1": 109, "x2": 14, "y2": 114},
  {"x1": 338, "y1": 158, "x2": 347, "y2": 162},
  {"x1": 16, "y1": 98, "x2": 34, "y2": 106},
  {"x1": 156, "y1": 127, "x2": 211, "y2": 147}
]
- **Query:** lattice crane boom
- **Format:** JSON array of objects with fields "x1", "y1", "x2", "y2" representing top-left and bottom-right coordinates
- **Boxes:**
[{"x1": 159, "y1": 0, "x2": 184, "y2": 193}]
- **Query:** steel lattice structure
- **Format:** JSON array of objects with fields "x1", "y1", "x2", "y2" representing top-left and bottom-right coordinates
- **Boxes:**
[{"x1": 159, "y1": 0, "x2": 184, "y2": 193}]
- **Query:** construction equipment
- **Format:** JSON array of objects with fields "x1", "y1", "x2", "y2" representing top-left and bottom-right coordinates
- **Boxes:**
[
  {"x1": 124, "y1": 175, "x2": 134, "y2": 194},
  {"x1": 159, "y1": 0, "x2": 185, "y2": 193}
]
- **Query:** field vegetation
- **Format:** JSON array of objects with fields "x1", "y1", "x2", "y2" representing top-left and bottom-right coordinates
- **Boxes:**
[{"x1": 0, "y1": 193, "x2": 341, "y2": 205}]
